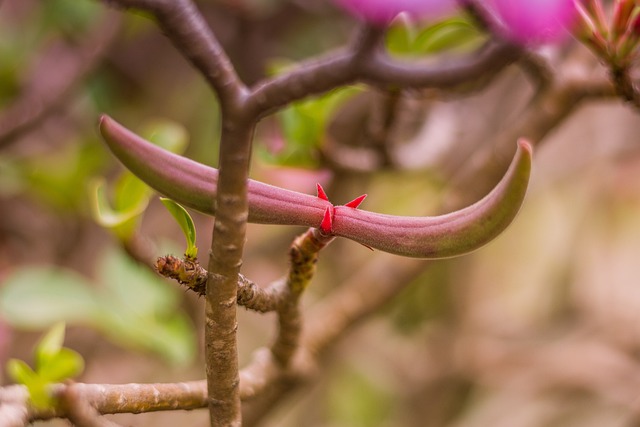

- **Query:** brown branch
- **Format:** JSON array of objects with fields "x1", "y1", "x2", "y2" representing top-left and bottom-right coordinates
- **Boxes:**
[
  {"x1": 249, "y1": 35, "x2": 520, "y2": 118},
  {"x1": 97, "y1": 3, "x2": 252, "y2": 423},
  {"x1": 247, "y1": 24, "x2": 385, "y2": 118},
  {"x1": 0, "y1": 386, "x2": 29, "y2": 427},
  {"x1": 58, "y1": 385, "x2": 124, "y2": 427},
  {"x1": 155, "y1": 254, "x2": 283, "y2": 312},
  {"x1": 361, "y1": 41, "x2": 520, "y2": 89},
  {"x1": 271, "y1": 227, "x2": 333, "y2": 366},
  {"x1": 1, "y1": 381, "x2": 209, "y2": 422},
  {"x1": 158, "y1": 226, "x2": 333, "y2": 402},
  {"x1": 204, "y1": 120, "x2": 255, "y2": 427},
  {"x1": 238, "y1": 72, "x2": 611, "y2": 421}
]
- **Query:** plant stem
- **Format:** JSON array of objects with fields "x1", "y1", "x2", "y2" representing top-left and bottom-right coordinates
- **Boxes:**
[{"x1": 205, "y1": 115, "x2": 254, "y2": 427}]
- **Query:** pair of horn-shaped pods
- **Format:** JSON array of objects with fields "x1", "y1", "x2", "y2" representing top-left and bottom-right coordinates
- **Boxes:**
[{"x1": 99, "y1": 115, "x2": 532, "y2": 259}]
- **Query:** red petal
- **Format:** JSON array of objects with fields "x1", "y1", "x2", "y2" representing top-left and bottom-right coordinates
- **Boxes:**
[
  {"x1": 320, "y1": 207, "x2": 333, "y2": 234},
  {"x1": 316, "y1": 183, "x2": 329, "y2": 201},
  {"x1": 344, "y1": 194, "x2": 367, "y2": 209}
]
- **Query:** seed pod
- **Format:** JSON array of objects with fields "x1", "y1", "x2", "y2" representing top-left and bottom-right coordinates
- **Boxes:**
[{"x1": 99, "y1": 115, "x2": 532, "y2": 259}]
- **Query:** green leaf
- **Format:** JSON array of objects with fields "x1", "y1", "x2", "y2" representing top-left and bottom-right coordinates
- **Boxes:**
[
  {"x1": 413, "y1": 18, "x2": 482, "y2": 54},
  {"x1": 23, "y1": 140, "x2": 107, "y2": 211},
  {"x1": 98, "y1": 249, "x2": 176, "y2": 316},
  {"x1": 37, "y1": 348, "x2": 84, "y2": 383},
  {"x1": 35, "y1": 322, "x2": 66, "y2": 371},
  {"x1": 6, "y1": 359, "x2": 37, "y2": 386},
  {"x1": 0, "y1": 249, "x2": 196, "y2": 366},
  {"x1": 95, "y1": 309, "x2": 195, "y2": 366},
  {"x1": 89, "y1": 119, "x2": 187, "y2": 240},
  {"x1": 114, "y1": 173, "x2": 150, "y2": 211},
  {"x1": 7, "y1": 359, "x2": 52, "y2": 409},
  {"x1": 386, "y1": 18, "x2": 417, "y2": 54},
  {"x1": 160, "y1": 198, "x2": 198, "y2": 259},
  {"x1": 34, "y1": 323, "x2": 84, "y2": 382},
  {"x1": 89, "y1": 176, "x2": 149, "y2": 239},
  {"x1": 0, "y1": 267, "x2": 98, "y2": 328},
  {"x1": 270, "y1": 86, "x2": 362, "y2": 167},
  {"x1": 95, "y1": 249, "x2": 196, "y2": 365},
  {"x1": 7, "y1": 359, "x2": 60, "y2": 409},
  {"x1": 386, "y1": 16, "x2": 484, "y2": 57}
]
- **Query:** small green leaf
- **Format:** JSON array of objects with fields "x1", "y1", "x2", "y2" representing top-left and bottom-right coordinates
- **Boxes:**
[
  {"x1": 0, "y1": 250, "x2": 195, "y2": 366},
  {"x1": 38, "y1": 348, "x2": 84, "y2": 383},
  {"x1": 8, "y1": 359, "x2": 52, "y2": 409},
  {"x1": 114, "y1": 173, "x2": 150, "y2": 212},
  {"x1": 6, "y1": 359, "x2": 37, "y2": 386},
  {"x1": 160, "y1": 198, "x2": 198, "y2": 259},
  {"x1": 35, "y1": 322, "x2": 66, "y2": 371},
  {"x1": 413, "y1": 18, "x2": 482, "y2": 54},
  {"x1": 89, "y1": 177, "x2": 149, "y2": 239},
  {"x1": 26, "y1": 380, "x2": 54, "y2": 409},
  {"x1": 386, "y1": 16, "x2": 484, "y2": 57}
]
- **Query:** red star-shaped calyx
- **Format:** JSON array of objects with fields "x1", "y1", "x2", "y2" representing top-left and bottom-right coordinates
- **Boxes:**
[{"x1": 316, "y1": 183, "x2": 367, "y2": 234}]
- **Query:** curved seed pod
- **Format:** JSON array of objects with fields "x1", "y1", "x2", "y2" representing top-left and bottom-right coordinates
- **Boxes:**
[
  {"x1": 99, "y1": 115, "x2": 330, "y2": 227},
  {"x1": 332, "y1": 139, "x2": 532, "y2": 258},
  {"x1": 99, "y1": 115, "x2": 532, "y2": 259}
]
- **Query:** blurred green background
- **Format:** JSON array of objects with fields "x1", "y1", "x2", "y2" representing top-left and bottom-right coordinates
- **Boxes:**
[{"x1": 2, "y1": 1, "x2": 640, "y2": 426}]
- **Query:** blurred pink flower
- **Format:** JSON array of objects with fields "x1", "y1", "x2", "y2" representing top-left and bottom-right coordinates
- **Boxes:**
[
  {"x1": 486, "y1": 0, "x2": 578, "y2": 44},
  {"x1": 334, "y1": 0, "x2": 456, "y2": 25}
]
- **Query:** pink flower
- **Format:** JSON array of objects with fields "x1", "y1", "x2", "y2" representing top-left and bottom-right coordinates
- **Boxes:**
[
  {"x1": 486, "y1": 0, "x2": 578, "y2": 45},
  {"x1": 334, "y1": 0, "x2": 456, "y2": 25}
]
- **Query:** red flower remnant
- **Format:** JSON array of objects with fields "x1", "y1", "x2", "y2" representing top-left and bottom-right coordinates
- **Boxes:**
[
  {"x1": 316, "y1": 184, "x2": 366, "y2": 233},
  {"x1": 316, "y1": 183, "x2": 329, "y2": 201},
  {"x1": 344, "y1": 194, "x2": 367, "y2": 209},
  {"x1": 320, "y1": 207, "x2": 334, "y2": 234}
]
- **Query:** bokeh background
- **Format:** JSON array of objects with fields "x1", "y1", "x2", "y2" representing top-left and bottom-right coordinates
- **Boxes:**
[{"x1": 2, "y1": 1, "x2": 640, "y2": 426}]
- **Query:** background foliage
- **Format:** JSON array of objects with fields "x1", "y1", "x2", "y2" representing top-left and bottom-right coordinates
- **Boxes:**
[{"x1": 1, "y1": 0, "x2": 640, "y2": 426}]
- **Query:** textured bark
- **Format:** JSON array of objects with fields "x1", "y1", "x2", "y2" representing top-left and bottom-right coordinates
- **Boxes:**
[{"x1": 205, "y1": 119, "x2": 254, "y2": 427}]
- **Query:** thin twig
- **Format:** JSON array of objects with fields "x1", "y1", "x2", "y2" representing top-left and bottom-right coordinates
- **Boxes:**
[
  {"x1": 249, "y1": 39, "x2": 520, "y2": 117},
  {"x1": 1, "y1": 381, "x2": 210, "y2": 422},
  {"x1": 155, "y1": 254, "x2": 284, "y2": 312},
  {"x1": 241, "y1": 69, "x2": 618, "y2": 427},
  {"x1": 361, "y1": 41, "x2": 519, "y2": 88},
  {"x1": 242, "y1": 255, "x2": 428, "y2": 426},
  {"x1": 271, "y1": 227, "x2": 334, "y2": 367}
]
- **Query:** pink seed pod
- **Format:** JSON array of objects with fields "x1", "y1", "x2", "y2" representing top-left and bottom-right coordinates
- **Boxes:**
[{"x1": 99, "y1": 115, "x2": 532, "y2": 259}]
